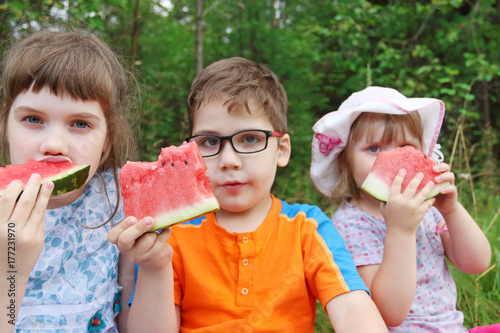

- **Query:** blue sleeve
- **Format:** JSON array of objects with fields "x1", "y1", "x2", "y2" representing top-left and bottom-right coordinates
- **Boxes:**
[
  {"x1": 316, "y1": 208, "x2": 369, "y2": 294},
  {"x1": 280, "y1": 200, "x2": 369, "y2": 295}
]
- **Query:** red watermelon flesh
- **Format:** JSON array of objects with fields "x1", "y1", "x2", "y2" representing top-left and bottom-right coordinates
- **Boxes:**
[
  {"x1": 361, "y1": 146, "x2": 450, "y2": 202},
  {"x1": 0, "y1": 160, "x2": 90, "y2": 197},
  {"x1": 119, "y1": 141, "x2": 219, "y2": 232}
]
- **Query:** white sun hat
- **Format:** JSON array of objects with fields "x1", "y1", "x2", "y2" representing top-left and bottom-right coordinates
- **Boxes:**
[{"x1": 310, "y1": 86, "x2": 445, "y2": 198}]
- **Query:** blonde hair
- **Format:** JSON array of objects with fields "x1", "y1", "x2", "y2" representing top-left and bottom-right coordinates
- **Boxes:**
[
  {"x1": 187, "y1": 57, "x2": 288, "y2": 134},
  {"x1": 335, "y1": 112, "x2": 424, "y2": 199},
  {"x1": 0, "y1": 29, "x2": 138, "y2": 227}
]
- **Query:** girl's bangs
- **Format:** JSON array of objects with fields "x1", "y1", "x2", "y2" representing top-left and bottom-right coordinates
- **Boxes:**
[{"x1": 352, "y1": 113, "x2": 423, "y2": 146}]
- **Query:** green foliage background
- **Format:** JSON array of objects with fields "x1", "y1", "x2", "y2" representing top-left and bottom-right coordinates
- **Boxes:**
[{"x1": 1, "y1": 0, "x2": 499, "y2": 329}]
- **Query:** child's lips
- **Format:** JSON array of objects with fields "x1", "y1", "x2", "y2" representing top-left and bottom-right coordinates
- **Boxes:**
[
  {"x1": 39, "y1": 157, "x2": 72, "y2": 163},
  {"x1": 220, "y1": 181, "x2": 245, "y2": 192}
]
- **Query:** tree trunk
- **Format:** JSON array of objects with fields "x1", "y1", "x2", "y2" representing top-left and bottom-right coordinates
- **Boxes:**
[
  {"x1": 478, "y1": 80, "x2": 491, "y2": 129},
  {"x1": 0, "y1": 0, "x2": 9, "y2": 43},
  {"x1": 195, "y1": 0, "x2": 206, "y2": 75},
  {"x1": 131, "y1": 0, "x2": 141, "y2": 70},
  {"x1": 238, "y1": 2, "x2": 245, "y2": 57}
]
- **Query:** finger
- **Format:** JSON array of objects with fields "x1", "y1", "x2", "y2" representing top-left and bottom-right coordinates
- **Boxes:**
[
  {"x1": 141, "y1": 229, "x2": 173, "y2": 266},
  {"x1": 417, "y1": 179, "x2": 435, "y2": 199},
  {"x1": 0, "y1": 180, "x2": 24, "y2": 222},
  {"x1": 389, "y1": 169, "x2": 407, "y2": 199},
  {"x1": 433, "y1": 162, "x2": 450, "y2": 173},
  {"x1": 130, "y1": 219, "x2": 162, "y2": 253},
  {"x1": 115, "y1": 217, "x2": 156, "y2": 252},
  {"x1": 150, "y1": 240, "x2": 172, "y2": 263},
  {"x1": 403, "y1": 172, "x2": 426, "y2": 196},
  {"x1": 10, "y1": 174, "x2": 43, "y2": 224},
  {"x1": 439, "y1": 183, "x2": 457, "y2": 196},
  {"x1": 27, "y1": 180, "x2": 54, "y2": 234},
  {"x1": 108, "y1": 216, "x2": 137, "y2": 244},
  {"x1": 156, "y1": 229, "x2": 173, "y2": 259},
  {"x1": 390, "y1": 169, "x2": 406, "y2": 194},
  {"x1": 157, "y1": 227, "x2": 172, "y2": 243},
  {"x1": 434, "y1": 171, "x2": 455, "y2": 185},
  {"x1": 131, "y1": 233, "x2": 160, "y2": 258},
  {"x1": 424, "y1": 197, "x2": 436, "y2": 210}
]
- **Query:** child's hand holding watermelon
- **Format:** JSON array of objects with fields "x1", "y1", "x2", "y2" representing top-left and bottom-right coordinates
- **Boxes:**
[
  {"x1": 425, "y1": 161, "x2": 491, "y2": 273},
  {"x1": 108, "y1": 216, "x2": 179, "y2": 332},
  {"x1": 108, "y1": 216, "x2": 173, "y2": 271},
  {"x1": 0, "y1": 175, "x2": 53, "y2": 318},
  {"x1": 379, "y1": 169, "x2": 437, "y2": 236},
  {"x1": 429, "y1": 162, "x2": 460, "y2": 214},
  {"x1": 1, "y1": 175, "x2": 54, "y2": 264}
]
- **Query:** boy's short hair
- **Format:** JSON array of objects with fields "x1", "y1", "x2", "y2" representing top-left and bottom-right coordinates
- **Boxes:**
[
  {"x1": 336, "y1": 112, "x2": 424, "y2": 199},
  {"x1": 187, "y1": 57, "x2": 288, "y2": 134}
]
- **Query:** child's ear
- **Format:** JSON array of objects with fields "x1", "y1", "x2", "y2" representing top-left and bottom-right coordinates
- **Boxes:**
[{"x1": 277, "y1": 133, "x2": 291, "y2": 167}]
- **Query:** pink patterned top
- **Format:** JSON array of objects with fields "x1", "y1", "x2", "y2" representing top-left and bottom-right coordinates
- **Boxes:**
[{"x1": 333, "y1": 200, "x2": 468, "y2": 332}]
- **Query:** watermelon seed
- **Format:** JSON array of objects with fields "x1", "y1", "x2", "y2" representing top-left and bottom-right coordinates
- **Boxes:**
[
  {"x1": 184, "y1": 159, "x2": 188, "y2": 165},
  {"x1": 171, "y1": 162, "x2": 174, "y2": 166}
]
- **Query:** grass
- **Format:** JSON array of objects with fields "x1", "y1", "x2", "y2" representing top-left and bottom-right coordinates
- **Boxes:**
[
  {"x1": 453, "y1": 190, "x2": 500, "y2": 328},
  {"x1": 314, "y1": 301, "x2": 334, "y2": 333}
]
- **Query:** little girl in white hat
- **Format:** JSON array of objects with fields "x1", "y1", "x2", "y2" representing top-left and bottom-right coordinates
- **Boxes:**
[{"x1": 310, "y1": 86, "x2": 493, "y2": 332}]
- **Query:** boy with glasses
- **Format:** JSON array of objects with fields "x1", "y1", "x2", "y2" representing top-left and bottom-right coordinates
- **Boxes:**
[{"x1": 109, "y1": 57, "x2": 387, "y2": 332}]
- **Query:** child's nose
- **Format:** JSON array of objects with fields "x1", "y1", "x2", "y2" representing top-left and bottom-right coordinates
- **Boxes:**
[
  {"x1": 40, "y1": 127, "x2": 69, "y2": 156},
  {"x1": 218, "y1": 140, "x2": 242, "y2": 169}
]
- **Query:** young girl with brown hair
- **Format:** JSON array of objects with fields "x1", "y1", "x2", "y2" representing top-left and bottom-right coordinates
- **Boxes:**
[{"x1": 0, "y1": 29, "x2": 137, "y2": 332}]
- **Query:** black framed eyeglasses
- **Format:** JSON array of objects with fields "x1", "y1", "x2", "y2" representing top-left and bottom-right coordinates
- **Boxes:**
[{"x1": 185, "y1": 129, "x2": 283, "y2": 157}]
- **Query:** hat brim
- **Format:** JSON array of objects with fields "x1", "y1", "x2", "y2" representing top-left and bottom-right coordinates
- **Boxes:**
[{"x1": 311, "y1": 95, "x2": 445, "y2": 198}]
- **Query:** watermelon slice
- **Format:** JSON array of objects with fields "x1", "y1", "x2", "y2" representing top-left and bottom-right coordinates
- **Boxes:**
[
  {"x1": 361, "y1": 146, "x2": 450, "y2": 202},
  {"x1": 0, "y1": 160, "x2": 90, "y2": 197},
  {"x1": 119, "y1": 141, "x2": 219, "y2": 232}
]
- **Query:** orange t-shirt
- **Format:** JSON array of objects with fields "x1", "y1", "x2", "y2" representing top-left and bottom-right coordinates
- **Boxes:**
[{"x1": 167, "y1": 195, "x2": 368, "y2": 332}]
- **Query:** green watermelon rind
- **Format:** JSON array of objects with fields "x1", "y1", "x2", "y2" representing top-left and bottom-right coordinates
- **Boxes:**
[
  {"x1": 149, "y1": 197, "x2": 220, "y2": 232},
  {"x1": 0, "y1": 164, "x2": 90, "y2": 197},
  {"x1": 362, "y1": 171, "x2": 450, "y2": 202},
  {"x1": 47, "y1": 164, "x2": 90, "y2": 196},
  {"x1": 361, "y1": 173, "x2": 391, "y2": 202}
]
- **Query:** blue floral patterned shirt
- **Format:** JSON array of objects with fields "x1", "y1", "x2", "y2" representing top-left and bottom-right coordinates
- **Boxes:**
[{"x1": 15, "y1": 169, "x2": 123, "y2": 333}]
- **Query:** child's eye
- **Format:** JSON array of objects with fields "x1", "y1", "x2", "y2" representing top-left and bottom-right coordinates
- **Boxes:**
[
  {"x1": 200, "y1": 136, "x2": 219, "y2": 148},
  {"x1": 368, "y1": 146, "x2": 380, "y2": 153},
  {"x1": 24, "y1": 116, "x2": 42, "y2": 124},
  {"x1": 72, "y1": 120, "x2": 90, "y2": 129},
  {"x1": 240, "y1": 134, "x2": 261, "y2": 145}
]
